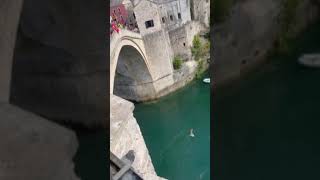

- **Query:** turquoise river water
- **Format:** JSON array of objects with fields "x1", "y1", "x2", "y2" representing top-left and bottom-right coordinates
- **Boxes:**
[{"x1": 134, "y1": 72, "x2": 211, "y2": 180}]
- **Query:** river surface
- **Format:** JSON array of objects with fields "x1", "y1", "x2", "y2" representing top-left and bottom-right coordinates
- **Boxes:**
[
  {"x1": 134, "y1": 73, "x2": 211, "y2": 180},
  {"x1": 213, "y1": 22, "x2": 320, "y2": 180}
]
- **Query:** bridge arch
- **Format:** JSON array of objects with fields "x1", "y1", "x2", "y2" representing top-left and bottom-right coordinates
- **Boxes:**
[{"x1": 110, "y1": 31, "x2": 156, "y2": 101}]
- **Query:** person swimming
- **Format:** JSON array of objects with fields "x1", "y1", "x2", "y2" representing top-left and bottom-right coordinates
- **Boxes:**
[{"x1": 190, "y1": 129, "x2": 195, "y2": 137}]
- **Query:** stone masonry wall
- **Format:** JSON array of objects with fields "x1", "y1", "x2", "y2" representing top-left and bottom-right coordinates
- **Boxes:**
[
  {"x1": 142, "y1": 29, "x2": 175, "y2": 93},
  {"x1": 169, "y1": 21, "x2": 207, "y2": 61},
  {"x1": 191, "y1": 0, "x2": 210, "y2": 27},
  {"x1": 134, "y1": 0, "x2": 162, "y2": 35}
]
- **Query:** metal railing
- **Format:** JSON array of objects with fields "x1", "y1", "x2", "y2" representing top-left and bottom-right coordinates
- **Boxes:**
[{"x1": 110, "y1": 151, "x2": 143, "y2": 180}]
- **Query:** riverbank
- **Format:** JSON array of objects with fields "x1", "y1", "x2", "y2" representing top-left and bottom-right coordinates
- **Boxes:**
[{"x1": 155, "y1": 59, "x2": 209, "y2": 101}]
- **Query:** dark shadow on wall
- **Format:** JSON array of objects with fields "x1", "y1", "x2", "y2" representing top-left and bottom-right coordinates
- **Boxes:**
[{"x1": 114, "y1": 45, "x2": 156, "y2": 102}]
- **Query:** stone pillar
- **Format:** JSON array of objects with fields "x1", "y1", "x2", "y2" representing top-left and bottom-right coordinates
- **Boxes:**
[{"x1": 0, "y1": 0, "x2": 24, "y2": 103}]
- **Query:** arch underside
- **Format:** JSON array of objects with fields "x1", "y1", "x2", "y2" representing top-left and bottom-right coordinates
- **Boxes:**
[{"x1": 114, "y1": 45, "x2": 156, "y2": 102}]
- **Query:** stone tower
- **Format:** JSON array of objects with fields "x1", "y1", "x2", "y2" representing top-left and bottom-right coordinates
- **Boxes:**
[{"x1": 133, "y1": 0, "x2": 175, "y2": 93}]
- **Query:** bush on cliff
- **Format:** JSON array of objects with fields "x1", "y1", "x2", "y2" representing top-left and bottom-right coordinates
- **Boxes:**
[
  {"x1": 195, "y1": 59, "x2": 205, "y2": 79},
  {"x1": 191, "y1": 35, "x2": 202, "y2": 60},
  {"x1": 173, "y1": 56, "x2": 183, "y2": 70},
  {"x1": 192, "y1": 35, "x2": 210, "y2": 61}
]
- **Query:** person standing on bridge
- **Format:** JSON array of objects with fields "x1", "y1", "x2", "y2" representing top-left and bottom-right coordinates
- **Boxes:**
[{"x1": 111, "y1": 20, "x2": 119, "y2": 34}]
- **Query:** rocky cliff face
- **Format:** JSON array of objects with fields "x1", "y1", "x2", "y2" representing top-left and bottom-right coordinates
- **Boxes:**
[{"x1": 213, "y1": 0, "x2": 320, "y2": 85}]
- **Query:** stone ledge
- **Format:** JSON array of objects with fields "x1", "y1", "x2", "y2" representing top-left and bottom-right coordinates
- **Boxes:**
[{"x1": 0, "y1": 103, "x2": 79, "y2": 180}]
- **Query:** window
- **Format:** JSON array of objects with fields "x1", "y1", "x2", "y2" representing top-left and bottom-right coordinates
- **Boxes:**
[
  {"x1": 170, "y1": 15, "x2": 173, "y2": 21},
  {"x1": 133, "y1": 13, "x2": 136, "y2": 19},
  {"x1": 162, "y1": 17, "x2": 166, "y2": 23},
  {"x1": 145, "y1": 20, "x2": 154, "y2": 28},
  {"x1": 183, "y1": 43, "x2": 186, "y2": 47},
  {"x1": 178, "y1": 13, "x2": 181, "y2": 19}
]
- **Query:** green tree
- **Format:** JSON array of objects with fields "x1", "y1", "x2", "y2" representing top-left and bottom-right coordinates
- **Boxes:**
[
  {"x1": 191, "y1": 35, "x2": 202, "y2": 60},
  {"x1": 192, "y1": 35, "x2": 210, "y2": 61},
  {"x1": 173, "y1": 56, "x2": 183, "y2": 70}
]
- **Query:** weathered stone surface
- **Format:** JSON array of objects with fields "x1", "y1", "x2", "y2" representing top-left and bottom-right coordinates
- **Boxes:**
[
  {"x1": 213, "y1": 0, "x2": 320, "y2": 85},
  {"x1": 10, "y1": 0, "x2": 107, "y2": 127},
  {"x1": 110, "y1": 95, "x2": 166, "y2": 180},
  {"x1": 0, "y1": 103, "x2": 79, "y2": 180},
  {"x1": 110, "y1": 29, "x2": 175, "y2": 102},
  {"x1": 169, "y1": 21, "x2": 208, "y2": 60},
  {"x1": 0, "y1": 0, "x2": 23, "y2": 103},
  {"x1": 142, "y1": 29, "x2": 175, "y2": 91},
  {"x1": 134, "y1": 0, "x2": 163, "y2": 36},
  {"x1": 191, "y1": 0, "x2": 210, "y2": 27}
]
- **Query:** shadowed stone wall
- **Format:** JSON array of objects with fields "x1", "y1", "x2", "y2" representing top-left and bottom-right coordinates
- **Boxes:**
[
  {"x1": 0, "y1": 1, "x2": 79, "y2": 179},
  {"x1": 10, "y1": 0, "x2": 107, "y2": 127},
  {"x1": 0, "y1": 0, "x2": 24, "y2": 103},
  {"x1": 114, "y1": 45, "x2": 156, "y2": 101}
]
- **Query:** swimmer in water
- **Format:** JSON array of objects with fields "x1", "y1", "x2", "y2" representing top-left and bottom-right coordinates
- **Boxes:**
[{"x1": 190, "y1": 128, "x2": 195, "y2": 137}]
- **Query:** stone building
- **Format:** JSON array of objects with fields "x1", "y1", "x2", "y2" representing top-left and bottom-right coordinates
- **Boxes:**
[
  {"x1": 157, "y1": 0, "x2": 192, "y2": 31},
  {"x1": 132, "y1": 0, "x2": 209, "y2": 61},
  {"x1": 190, "y1": 0, "x2": 210, "y2": 27},
  {"x1": 132, "y1": 0, "x2": 191, "y2": 34}
]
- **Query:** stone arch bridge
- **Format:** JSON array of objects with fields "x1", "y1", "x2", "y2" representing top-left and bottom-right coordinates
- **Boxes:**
[{"x1": 110, "y1": 29, "x2": 174, "y2": 102}]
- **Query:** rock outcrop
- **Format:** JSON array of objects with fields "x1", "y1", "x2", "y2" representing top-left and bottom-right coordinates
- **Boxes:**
[{"x1": 0, "y1": 103, "x2": 79, "y2": 180}]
